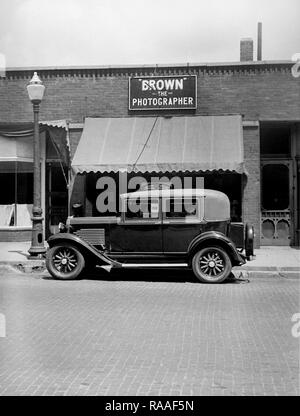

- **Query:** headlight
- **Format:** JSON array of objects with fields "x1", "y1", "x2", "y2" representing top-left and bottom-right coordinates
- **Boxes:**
[{"x1": 58, "y1": 222, "x2": 66, "y2": 232}]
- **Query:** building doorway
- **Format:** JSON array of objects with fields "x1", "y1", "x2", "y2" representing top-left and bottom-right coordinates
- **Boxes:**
[
  {"x1": 261, "y1": 160, "x2": 292, "y2": 245},
  {"x1": 45, "y1": 163, "x2": 68, "y2": 239},
  {"x1": 260, "y1": 122, "x2": 297, "y2": 246}
]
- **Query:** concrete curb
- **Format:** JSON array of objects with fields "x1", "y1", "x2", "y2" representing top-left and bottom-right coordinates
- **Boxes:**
[
  {"x1": 0, "y1": 260, "x2": 46, "y2": 274},
  {"x1": 233, "y1": 268, "x2": 300, "y2": 279},
  {"x1": 237, "y1": 266, "x2": 300, "y2": 271},
  {"x1": 0, "y1": 260, "x2": 299, "y2": 279}
]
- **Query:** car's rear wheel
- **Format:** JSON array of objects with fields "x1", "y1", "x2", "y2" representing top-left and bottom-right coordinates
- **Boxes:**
[
  {"x1": 192, "y1": 246, "x2": 232, "y2": 283},
  {"x1": 46, "y1": 244, "x2": 85, "y2": 280}
]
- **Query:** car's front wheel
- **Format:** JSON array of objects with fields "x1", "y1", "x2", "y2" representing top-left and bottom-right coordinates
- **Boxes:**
[
  {"x1": 46, "y1": 244, "x2": 85, "y2": 280},
  {"x1": 192, "y1": 246, "x2": 232, "y2": 283}
]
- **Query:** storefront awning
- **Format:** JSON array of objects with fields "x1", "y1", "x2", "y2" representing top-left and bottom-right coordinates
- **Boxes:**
[
  {"x1": 0, "y1": 134, "x2": 34, "y2": 161},
  {"x1": 0, "y1": 120, "x2": 70, "y2": 164},
  {"x1": 72, "y1": 115, "x2": 246, "y2": 174}
]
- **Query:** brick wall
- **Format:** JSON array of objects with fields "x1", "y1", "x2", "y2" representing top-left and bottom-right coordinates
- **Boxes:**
[
  {"x1": 1, "y1": 62, "x2": 299, "y2": 246},
  {"x1": 1, "y1": 63, "x2": 299, "y2": 124},
  {"x1": 242, "y1": 125, "x2": 261, "y2": 247},
  {"x1": 0, "y1": 229, "x2": 31, "y2": 242},
  {"x1": 69, "y1": 129, "x2": 82, "y2": 160},
  {"x1": 240, "y1": 39, "x2": 254, "y2": 61}
]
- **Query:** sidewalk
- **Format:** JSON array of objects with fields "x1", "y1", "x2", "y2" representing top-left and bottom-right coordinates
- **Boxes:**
[
  {"x1": 234, "y1": 245, "x2": 300, "y2": 279},
  {"x1": 0, "y1": 241, "x2": 299, "y2": 277},
  {"x1": 0, "y1": 241, "x2": 46, "y2": 273}
]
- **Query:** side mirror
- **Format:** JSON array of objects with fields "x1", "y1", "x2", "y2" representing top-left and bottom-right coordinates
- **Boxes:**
[{"x1": 72, "y1": 203, "x2": 83, "y2": 217}]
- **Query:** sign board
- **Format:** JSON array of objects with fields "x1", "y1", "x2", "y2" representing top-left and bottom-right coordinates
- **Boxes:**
[{"x1": 129, "y1": 75, "x2": 197, "y2": 111}]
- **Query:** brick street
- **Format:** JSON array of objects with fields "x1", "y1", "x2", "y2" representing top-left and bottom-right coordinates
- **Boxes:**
[{"x1": 0, "y1": 269, "x2": 299, "y2": 396}]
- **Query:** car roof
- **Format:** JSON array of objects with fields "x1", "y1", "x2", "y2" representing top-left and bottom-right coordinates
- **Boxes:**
[{"x1": 120, "y1": 188, "x2": 226, "y2": 199}]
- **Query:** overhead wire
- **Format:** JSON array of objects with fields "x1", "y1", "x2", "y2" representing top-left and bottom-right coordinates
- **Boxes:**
[{"x1": 132, "y1": 116, "x2": 159, "y2": 172}]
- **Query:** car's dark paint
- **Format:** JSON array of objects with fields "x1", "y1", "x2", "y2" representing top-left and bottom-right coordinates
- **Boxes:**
[
  {"x1": 228, "y1": 222, "x2": 245, "y2": 249},
  {"x1": 162, "y1": 223, "x2": 201, "y2": 253},
  {"x1": 46, "y1": 189, "x2": 253, "y2": 282},
  {"x1": 245, "y1": 223, "x2": 255, "y2": 259},
  {"x1": 187, "y1": 231, "x2": 245, "y2": 266},
  {"x1": 109, "y1": 222, "x2": 162, "y2": 253},
  {"x1": 58, "y1": 224, "x2": 244, "y2": 267},
  {"x1": 62, "y1": 218, "x2": 245, "y2": 266},
  {"x1": 47, "y1": 233, "x2": 122, "y2": 268}
]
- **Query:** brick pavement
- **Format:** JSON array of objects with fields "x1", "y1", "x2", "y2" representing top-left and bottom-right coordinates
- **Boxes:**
[{"x1": 0, "y1": 269, "x2": 299, "y2": 396}]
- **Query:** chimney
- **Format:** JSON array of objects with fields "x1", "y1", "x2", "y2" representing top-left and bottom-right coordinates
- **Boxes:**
[
  {"x1": 240, "y1": 38, "x2": 253, "y2": 61},
  {"x1": 257, "y1": 22, "x2": 262, "y2": 60}
]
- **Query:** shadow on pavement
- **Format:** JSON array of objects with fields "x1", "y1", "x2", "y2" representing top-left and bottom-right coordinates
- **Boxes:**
[
  {"x1": 84, "y1": 267, "x2": 196, "y2": 283},
  {"x1": 8, "y1": 250, "x2": 29, "y2": 258},
  {"x1": 43, "y1": 268, "x2": 249, "y2": 284}
]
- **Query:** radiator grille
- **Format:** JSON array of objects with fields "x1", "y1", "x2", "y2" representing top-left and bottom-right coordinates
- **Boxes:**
[{"x1": 74, "y1": 228, "x2": 105, "y2": 246}]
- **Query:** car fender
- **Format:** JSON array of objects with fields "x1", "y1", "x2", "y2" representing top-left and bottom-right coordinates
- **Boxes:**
[
  {"x1": 188, "y1": 231, "x2": 245, "y2": 266},
  {"x1": 47, "y1": 233, "x2": 122, "y2": 268},
  {"x1": 245, "y1": 223, "x2": 255, "y2": 259}
]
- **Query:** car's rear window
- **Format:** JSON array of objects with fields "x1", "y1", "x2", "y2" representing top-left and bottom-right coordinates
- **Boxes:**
[
  {"x1": 164, "y1": 197, "x2": 198, "y2": 219},
  {"x1": 125, "y1": 198, "x2": 159, "y2": 220}
]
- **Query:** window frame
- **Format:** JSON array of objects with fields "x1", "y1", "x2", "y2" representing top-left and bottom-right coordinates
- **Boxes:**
[
  {"x1": 162, "y1": 196, "x2": 202, "y2": 224},
  {"x1": 122, "y1": 196, "x2": 161, "y2": 224}
]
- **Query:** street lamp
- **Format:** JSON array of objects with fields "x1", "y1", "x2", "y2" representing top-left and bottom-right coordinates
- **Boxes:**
[{"x1": 27, "y1": 72, "x2": 46, "y2": 257}]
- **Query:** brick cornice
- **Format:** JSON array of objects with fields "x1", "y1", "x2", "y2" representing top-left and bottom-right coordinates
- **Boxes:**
[{"x1": 3, "y1": 61, "x2": 294, "y2": 80}]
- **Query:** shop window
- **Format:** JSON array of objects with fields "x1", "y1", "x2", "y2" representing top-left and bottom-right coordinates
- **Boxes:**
[
  {"x1": 262, "y1": 164, "x2": 289, "y2": 210},
  {"x1": 46, "y1": 163, "x2": 68, "y2": 237},
  {"x1": 85, "y1": 171, "x2": 242, "y2": 221},
  {"x1": 0, "y1": 162, "x2": 33, "y2": 227},
  {"x1": 260, "y1": 124, "x2": 291, "y2": 156},
  {"x1": 138, "y1": 172, "x2": 241, "y2": 222}
]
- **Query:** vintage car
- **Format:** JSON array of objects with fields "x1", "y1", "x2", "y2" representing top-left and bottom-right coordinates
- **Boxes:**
[{"x1": 45, "y1": 188, "x2": 254, "y2": 283}]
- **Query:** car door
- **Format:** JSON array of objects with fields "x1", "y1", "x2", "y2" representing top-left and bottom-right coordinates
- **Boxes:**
[
  {"x1": 109, "y1": 197, "x2": 163, "y2": 253},
  {"x1": 162, "y1": 196, "x2": 202, "y2": 254}
]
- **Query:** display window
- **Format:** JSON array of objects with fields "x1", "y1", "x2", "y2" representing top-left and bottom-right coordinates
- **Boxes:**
[{"x1": 0, "y1": 162, "x2": 33, "y2": 227}]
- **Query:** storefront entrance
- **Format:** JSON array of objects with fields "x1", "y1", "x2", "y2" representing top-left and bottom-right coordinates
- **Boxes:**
[
  {"x1": 44, "y1": 126, "x2": 70, "y2": 239},
  {"x1": 261, "y1": 160, "x2": 292, "y2": 245},
  {"x1": 45, "y1": 163, "x2": 68, "y2": 239},
  {"x1": 260, "y1": 122, "x2": 299, "y2": 246}
]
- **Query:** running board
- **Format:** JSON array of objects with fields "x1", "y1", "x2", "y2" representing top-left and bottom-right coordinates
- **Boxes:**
[
  {"x1": 98, "y1": 262, "x2": 188, "y2": 273},
  {"x1": 121, "y1": 263, "x2": 188, "y2": 268}
]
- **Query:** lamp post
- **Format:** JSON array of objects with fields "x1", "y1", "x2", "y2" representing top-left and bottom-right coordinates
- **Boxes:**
[{"x1": 27, "y1": 72, "x2": 46, "y2": 257}]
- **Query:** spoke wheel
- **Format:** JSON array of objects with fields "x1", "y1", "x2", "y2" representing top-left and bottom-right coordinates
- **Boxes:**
[
  {"x1": 192, "y1": 246, "x2": 231, "y2": 283},
  {"x1": 46, "y1": 244, "x2": 85, "y2": 280}
]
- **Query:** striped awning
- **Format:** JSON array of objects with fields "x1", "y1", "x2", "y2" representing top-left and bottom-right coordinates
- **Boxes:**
[
  {"x1": 0, "y1": 120, "x2": 70, "y2": 164},
  {"x1": 72, "y1": 115, "x2": 246, "y2": 174}
]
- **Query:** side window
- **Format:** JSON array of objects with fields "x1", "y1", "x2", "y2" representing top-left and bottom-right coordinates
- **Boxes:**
[
  {"x1": 125, "y1": 198, "x2": 159, "y2": 221},
  {"x1": 164, "y1": 197, "x2": 198, "y2": 220}
]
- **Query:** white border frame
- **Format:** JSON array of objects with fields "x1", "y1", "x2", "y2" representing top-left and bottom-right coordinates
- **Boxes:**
[{"x1": 128, "y1": 75, "x2": 197, "y2": 111}]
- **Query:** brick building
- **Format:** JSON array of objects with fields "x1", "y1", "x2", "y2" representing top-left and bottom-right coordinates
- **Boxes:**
[{"x1": 0, "y1": 46, "x2": 299, "y2": 247}]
